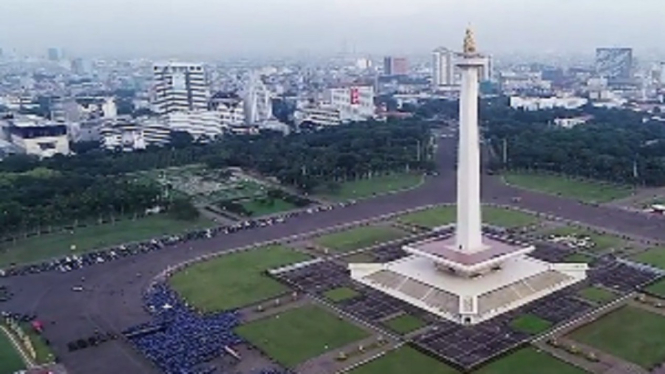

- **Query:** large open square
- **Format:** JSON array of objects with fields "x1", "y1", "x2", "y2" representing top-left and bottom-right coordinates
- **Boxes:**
[
  {"x1": 569, "y1": 306, "x2": 665, "y2": 369},
  {"x1": 316, "y1": 173, "x2": 423, "y2": 201},
  {"x1": 0, "y1": 214, "x2": 213, "y2": 267},
  {"x1": 348, "y1": 346, "x2": 458, "y2": 374},
  {"x1": 169, "y1": 245, "x2": 311, "y2": 311},
  {"x1": 314, "y1": 225, "x2": 409, "y2": 253},
  {"x1": 502, "y1": 172, "x2": 633, "y2": 203},
  {"x1": 8, "y1": 23, "x2": 665, "y2": 374},
  {"x1": 474, "y1": 348, "x2": 587, "y2": 374},
  {"x1": 235, "y1": 304, "x2": 370, "y2": 368},
  {"x1": 397, "y1": 205, "x2": 538, "y2": 229}
]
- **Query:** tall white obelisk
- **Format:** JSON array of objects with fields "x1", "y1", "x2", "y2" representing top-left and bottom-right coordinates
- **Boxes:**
[{"x1": 455, "y1": 29, "x2": 487, "y2": 253}]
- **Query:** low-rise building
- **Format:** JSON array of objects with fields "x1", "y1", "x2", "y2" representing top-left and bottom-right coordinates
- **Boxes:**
[
  {"x1": 509, "y1": 96, "x2": 588, "y2": 111},
  {"x1": 166, "y1": 110, "x2": 224, "y2": 141},
  {"x1": 3, "y1": 115, "x2": 70, "y2": 158}
]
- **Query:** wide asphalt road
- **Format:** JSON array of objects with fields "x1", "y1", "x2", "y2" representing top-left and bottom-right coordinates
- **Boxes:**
[{"x1": 2, "y1": 136, "x2": 665, "y2": 374}]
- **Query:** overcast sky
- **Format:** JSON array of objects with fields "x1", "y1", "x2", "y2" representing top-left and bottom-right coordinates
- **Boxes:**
[{"x1": 1, "y1": 0, "x2": 663, "y2": 58}]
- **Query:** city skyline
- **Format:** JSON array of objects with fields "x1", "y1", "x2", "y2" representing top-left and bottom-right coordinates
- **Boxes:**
[{"x1": 1, "y1": 0, "x2": 664, "y2": 58}]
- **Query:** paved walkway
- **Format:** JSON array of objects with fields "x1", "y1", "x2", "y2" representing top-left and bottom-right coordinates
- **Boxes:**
[
  {"x1": 606, "y1": 187, "x2": 665, "y2": 210},
  {"x1": 238, "y1": 296, "x2": 309, "y2": 323},
  {"x1": 295, "y1": 335, "x2": 397, "y2": 374}
]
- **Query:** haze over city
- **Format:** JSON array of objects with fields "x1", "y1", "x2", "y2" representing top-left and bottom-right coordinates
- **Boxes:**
[
  {"x1": 3, "y1": 2, "x2": 665, "y2": 374},
  {"x1": 2, "y1": 0, "x2": 665, "y2": 57}
]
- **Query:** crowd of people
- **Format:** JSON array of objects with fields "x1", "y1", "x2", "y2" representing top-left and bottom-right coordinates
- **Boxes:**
[
  {"x1": 0, "y1": 201, "x2": 356, "y2": 278},
  {"x1": 125, "y1": 283, "x2": 244, "y2": 374}
]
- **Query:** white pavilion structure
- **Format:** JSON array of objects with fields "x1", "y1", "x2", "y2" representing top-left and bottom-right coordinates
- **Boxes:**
[{"x1": 349, "y1": 29, "x2": 588, "y2": 325}]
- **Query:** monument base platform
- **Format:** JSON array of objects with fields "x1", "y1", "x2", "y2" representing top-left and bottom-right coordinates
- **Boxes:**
[{"x1": 349, "y1": 248, "x2": 587, "y2": 325}]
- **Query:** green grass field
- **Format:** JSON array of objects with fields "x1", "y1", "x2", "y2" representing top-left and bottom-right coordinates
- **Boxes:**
[
  {"x1": 397, "y1": 206, "x2": 537, "y2": 229},
  {"x1": 0, "y1": 331, "x2": 25, "y2": 374},
  {"x1": 545, "y1": 226, "x2": 624, "y2": 252},
  {"x1": 564, "y1": 253, "x2": 594, "y2": 263},
  {"x1": 509, "y1": 314, "x2": 552, "y2": 334},
  {"x1": 631, "y1": 247, "x2": 665, "y2": 269},
  {"x1": 235, "y1": 305, "x2": 369, "y2": 368},
  {"x1": 475, "y1": 348, "x2": 586, "y2": 374},
  {"x1": 241, "y1": 198, "x2": 298, "y2": 217},
  {"x1": 644, "y1": 278, "x2": 665, "y2": 298},
  {"x1": 323, "y1": 287, "x2": 360, "y2": 303},
  {"x1": 578, "y1": 287, "x2": 616, "y2": 304},
  {"x1": 569, "y1": 306, "x2": 665, "y2": 368},
  {"x1": 348, "y1": 346, "x2": 458, "y2": 374},
  {"x1": 169, "y1": 245, "x2": 310, "y2": 312},
  {"x1": 318, "y1": 173, "x2": 423, "y2": 201},
  {"x1": 503, "y1": 172, "x2": 632, "y2": 203},
  {"x1": 383, "y1": 314, "x2": 427, "y2": 334},
  {"x1": 315, "y1": 226, "x2": 409, "y2": 253},
  {"x1": 0, "y1": 215, "x2": 213, "y2": 267}
]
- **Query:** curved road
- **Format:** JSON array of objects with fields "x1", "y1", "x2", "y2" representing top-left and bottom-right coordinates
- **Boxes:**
[{"x1": 2, "y1": 137, "x2": 665, "y2": 374}]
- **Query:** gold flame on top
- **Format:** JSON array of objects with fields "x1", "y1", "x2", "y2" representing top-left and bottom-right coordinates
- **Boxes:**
[{"x1": 463, "y1": 28, "x2": 477, "y2": 54}]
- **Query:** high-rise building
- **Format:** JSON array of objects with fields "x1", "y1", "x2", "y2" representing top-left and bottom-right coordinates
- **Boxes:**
[
  {"x1": 659, "y1": 62, "x2": 665, "y2": 86},
  {"x1": 383, "y1": 56, "x2": 409, "y2": 76},
  {"x1": 47, "y1": 47, "x2": 62, "y2": 61},
  {"x1": 329, "y1": 86, "x2": 375, "y2": 122},
  {"x1": 595, "y1": 48, "x2": 633, "y2": 80},
  {"x1": 152, "y1": 62, "x2": 209, "y2": 115},
  {"x1": 243, "y1": 74, "x2": 273, "y2": 125},
  {"x1": 432, "y1": 48, "x2": 455, "y2": 88}
]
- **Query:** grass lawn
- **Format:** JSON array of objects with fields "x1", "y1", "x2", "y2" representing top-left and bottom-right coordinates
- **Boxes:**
[
  {"x1": 475, "y1": 348, "x2": 586, "y2": 374},
  {"x1": 383, "y1": 314, "x2": 427, "y2": 334},
  {"x1": 318, "y1": 173, "x2": 423, "y2": 201},
  {"x1": 564, "y1": 253, "x2": 595, "y2": 263},
  {"x1": 169, "y1": 245, "x2": 310, "y2": 312},
  {"x1": 241, "y1": 198, "x2": 298, "y2": 217},
  {"x1": 578, "y1": 287, "x2": 616, "y2": 304},
  {"x1": 398, "y1": 206, "x2": 456, "y2": 228},
  {"x1": 323, "y1": 287, "x2": 360, "y2": 303},
  {"x1": 631, "y1": 247, "x2": 665, "y2": 269},
  {"x1": 18, "y1": 323, "x2": 54, "y2": 365},
  {"x1": 509, "y1": 314, "x2": 553, "y2": 334},
  {"x1": 0, "y1": 331, "x2": 25, "y2": 374},
  {"x1": 644, "y1": 278, "x2": 665, "y2": 298},
  {"x1": 348, "y1": 346, "x2": 458, "y2": 374},
  {"x1": 315, "y1": 226, "x2": 408, "y2": 253},
  {"x1": 569, "y1": 306, "x2": 665, "y2": 368},
  {"x1": 503, "y1": 172, "x2": 632, "y2": 203},
  {"x1": 483, "y1": 206, "x2": 539, "y2": 228},
  {"x1": 235, "y1": 305, "x2": 369, "y2": 368},
  {"x1": 397, "y1": 206, "x2": 536, "y2": 229},
  {"x1": 546, "y1": 226, "x2": 624, "y2": 252},
  {"x1": 0, "y1": 215, "x2": 213, "y2": 267}
]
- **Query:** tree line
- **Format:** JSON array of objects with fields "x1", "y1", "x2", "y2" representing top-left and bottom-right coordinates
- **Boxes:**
[
  {"x1": 0, "y1": 120, "x2": 434, "y2": 239},
  {"x1": 482, "y1": 103, "x2": 665, "y2": 186}
]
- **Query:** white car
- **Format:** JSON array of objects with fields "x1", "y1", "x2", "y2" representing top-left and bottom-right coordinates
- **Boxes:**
[{"x1": 72, "y1": 286, "x2": 84, "y2": 292}]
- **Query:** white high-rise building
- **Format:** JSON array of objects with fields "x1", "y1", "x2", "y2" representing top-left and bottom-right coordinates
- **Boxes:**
[
  {"x1": 153, "y1": 62, "x2": 209, "y2": 115},
  {"x1": 329, "y1": 86, "x2": 375, "y2": 122},
  {"x1": 350, "y1": 29, "x2": 587, "y2": 325},
  {"x1": 102, "y1": 98, "x2": 117, "y2": 118},
  {"x1": 432, "y1": 47, "x2": 456, "y2": 88},
  {"x1": 244, "y1": 73, "x2": 273, "y2": 125}
]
